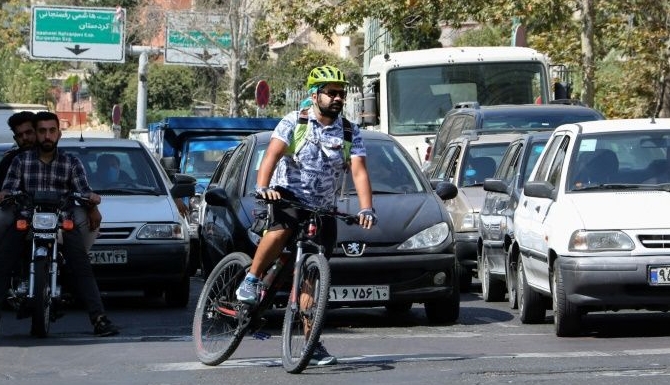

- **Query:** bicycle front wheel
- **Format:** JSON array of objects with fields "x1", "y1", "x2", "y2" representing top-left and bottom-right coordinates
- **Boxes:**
[
  {"x1": 281, "y1": 253, "x2": 331, "y2": 373},
  {"x1": 193, "y1": 252, "x2": 252, "y2": 366}
]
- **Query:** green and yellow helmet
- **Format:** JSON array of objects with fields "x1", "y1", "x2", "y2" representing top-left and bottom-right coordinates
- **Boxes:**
[{"x1": 306, "y1": 65, "x2": 348, "y2": 89}]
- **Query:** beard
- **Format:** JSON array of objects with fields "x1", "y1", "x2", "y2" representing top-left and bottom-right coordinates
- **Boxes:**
[
  {"x1": 317, "y1": 101, "x2": 343, "y2": 119},
  {"x1": 38, "y1": 139, "x2": 57, "y2": 152}
]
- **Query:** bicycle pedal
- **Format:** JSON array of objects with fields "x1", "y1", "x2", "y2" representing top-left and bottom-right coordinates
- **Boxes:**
[{"x1": 251, "y1": 331, "x2": 271, "y2": 340}]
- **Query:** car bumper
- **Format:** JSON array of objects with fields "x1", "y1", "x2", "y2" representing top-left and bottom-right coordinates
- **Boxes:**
[
  {"x1": 454, "y1": 231, "x2": 478, "y2": 266},
  {"x1": 90, "y1": 242, "x2": 189, "y2": 289},
  {"x1": 328, "y1": 253, "x2": 457, "y2": 306},
  {"x1": 558, "y1": 255, "x2": 670, "y2": 310}
]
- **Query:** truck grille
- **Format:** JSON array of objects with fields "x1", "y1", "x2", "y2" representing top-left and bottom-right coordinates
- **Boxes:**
[{"x1": 638, "y1": 234, "x2": 670, "y2": 249}]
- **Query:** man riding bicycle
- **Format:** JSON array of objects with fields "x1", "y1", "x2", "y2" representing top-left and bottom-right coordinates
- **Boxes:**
[{"x1": 236, "y1": 65, "x2": 377, "y2": 365}]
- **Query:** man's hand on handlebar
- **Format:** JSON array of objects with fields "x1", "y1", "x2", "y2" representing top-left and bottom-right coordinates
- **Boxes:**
[
  {"x1": 256, "y1": 186, "x2": 282, "y2": 201},
  {"x1": 357, "y1": 208, "x2": 377, "y2": 230}
]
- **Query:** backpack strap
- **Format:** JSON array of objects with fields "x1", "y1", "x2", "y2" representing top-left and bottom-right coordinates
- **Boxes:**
[
  {"x1": 286, "y1": 111, "x2": 354, "y2": 164},
  {"x1": 342, "y1": 118, "x2": 353, "y2": 164}
]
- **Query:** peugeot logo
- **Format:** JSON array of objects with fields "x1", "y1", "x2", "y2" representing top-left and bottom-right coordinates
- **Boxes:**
[{"x1": 341, "y1": 241, "x2": 365, "y2": 257}]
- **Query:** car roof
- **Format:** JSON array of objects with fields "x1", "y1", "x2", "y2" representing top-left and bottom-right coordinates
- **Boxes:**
[
  {"x1": 454, "y1": 132, "x2": 522, "y2": 145},
  {"x1": 557, "y1": 118, "x2": 670, "y2": 134},
  {"x1": 446, "y1": 103, "x2": 605, "y2": 119},
  {"x1": 59, "y1": 137, "x2": 144, "y2": 148}
]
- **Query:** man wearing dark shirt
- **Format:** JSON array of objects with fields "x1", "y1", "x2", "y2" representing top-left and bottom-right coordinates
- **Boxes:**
[{"x1": 0, "y1": 111, "x2": 37, "y2": 183}]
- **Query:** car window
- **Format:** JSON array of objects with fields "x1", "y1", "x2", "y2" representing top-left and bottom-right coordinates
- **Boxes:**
[
  {"x1": 520, "y1": 140, "x2": 548, "y2": 186},
  {"x1": 433, "y1": 115, "x2": 465, "y2": 161},
  {"x1": 64, "y1": 146, "x2": 165, "y2": 195},
  {"x1": 245, "y1": 143, "x2": 268, "y2": 195},
  {"x1": 209, "y1": 149, "x2": 234, "y2": 186},
  {"x1": 460, "y1": 142, "x2": 511, "y2": 187},
  {"x1": 495, "y1": 142, "x2": 521, "y2": 185},
  {"x1": 433, "y1": 144, "x2": 460, "y2": 181},
  {"x1": 222, "y1": 143, "x2": 247, "y2": 196},
  {"x1": 532, "y1": 134, "x2": 565, "y2": 182},
  {"x1": 546, "y1": 136, "x2": 570, "y2": 188}
]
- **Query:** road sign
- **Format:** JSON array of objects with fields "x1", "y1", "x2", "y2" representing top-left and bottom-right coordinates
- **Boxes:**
[
  {"x1": 255, "y1": 80, "x2": 270, "y2": 108},
  {"x1": 31, "y1": 6, "x2": 126, "y2": 63},
  {"x1": 164, "y1": 12, "x2": 246, "y2": 67}
]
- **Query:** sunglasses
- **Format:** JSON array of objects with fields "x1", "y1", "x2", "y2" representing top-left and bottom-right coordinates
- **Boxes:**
[{"x1": 319, "y1": 89, "x2": 347, "y2": 99}]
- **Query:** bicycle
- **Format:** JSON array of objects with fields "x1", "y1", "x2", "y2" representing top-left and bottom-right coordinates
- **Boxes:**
[{"x1": 192, "y1": 195, "x2": 358, "y2": 373}]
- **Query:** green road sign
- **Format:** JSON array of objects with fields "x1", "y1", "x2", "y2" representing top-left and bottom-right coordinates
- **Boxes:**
[{"x1": 31, "y1": 6, "x2": 125, "y2": 63}]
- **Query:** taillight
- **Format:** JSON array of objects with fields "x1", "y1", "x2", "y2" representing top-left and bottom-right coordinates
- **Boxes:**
[{"x1": 62, "y1": 219, "x2": 74, "y2": 231}]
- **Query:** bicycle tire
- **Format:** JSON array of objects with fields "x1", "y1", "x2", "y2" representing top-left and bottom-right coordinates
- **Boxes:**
[
  {"x1": 193, "y1": 252, "x2": 252, "y2": 365},
  {"x1": 281, "y1": 253, "x2": 331, "y2": 373},
  {"x1": 31, "y1": 258, "x2": 51, "y2": 338}
]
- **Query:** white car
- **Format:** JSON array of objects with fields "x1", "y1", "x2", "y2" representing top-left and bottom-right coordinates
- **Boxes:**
[
  {"x1": 513, "y1": 118, "x2": 670, "y2": 336},
  {"x1": 60, "y1": 138, "x2": 195, "y2": 307}
]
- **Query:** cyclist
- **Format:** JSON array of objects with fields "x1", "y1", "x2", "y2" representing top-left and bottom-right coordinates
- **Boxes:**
[{"x1": 236, "y1": 65, "x2": 377, "y2": 365}]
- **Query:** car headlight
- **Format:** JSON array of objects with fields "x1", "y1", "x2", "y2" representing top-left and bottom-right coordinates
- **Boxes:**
[
  {"x1": 137, "y1": 223, "x2": 185, "y2": 240},
  {"x1": 398, "y1": 222, "x2": 450, "y2": 250},
  {"x1": 189, "y1": 195, "x2": 201, "y2": 224},
  {"x1": 569, "y1": 230, "x2": 634, "y2": 251},
  {"x1": 33, "y1": 213, "x2": 58, "y2": 230},
  {"x1": 461, "y1": 212, "x2": 479, "y2": 231}
]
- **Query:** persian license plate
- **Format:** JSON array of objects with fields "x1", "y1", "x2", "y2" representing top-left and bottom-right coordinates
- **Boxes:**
[
  {"x1": 328, "y1": 285, "x2": 389, "y2": 302},
  {"x1": 649, "y1": 266, "x2": 670, "y2": 285},
  {"x1": 89, "y1": 250, "x2": 128, "y2": 264}
]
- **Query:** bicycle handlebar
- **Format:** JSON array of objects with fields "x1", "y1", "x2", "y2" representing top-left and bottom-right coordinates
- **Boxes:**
[{"x1": 253, "y1": 193, "x2": 359, "y2": 225}]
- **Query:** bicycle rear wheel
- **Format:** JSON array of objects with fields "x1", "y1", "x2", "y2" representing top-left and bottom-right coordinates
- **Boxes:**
[
  {"x1": 281, "y1": 253, "x2": 331, "y2": 373},
  {"x1": 193, "y1": 252, "x2": 252, "y2": 366}
]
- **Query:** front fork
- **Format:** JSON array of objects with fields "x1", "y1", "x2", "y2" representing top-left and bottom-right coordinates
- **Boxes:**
[
  {"x1": 28, "y1": 235, "x2": 58, "y2": 299},
  {"x1": 288, "y1": 241, "x2": 325, "y2": 311}
]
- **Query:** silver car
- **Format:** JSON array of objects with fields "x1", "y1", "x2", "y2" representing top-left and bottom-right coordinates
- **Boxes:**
[{"x1": 60, "y1": 138, "x2": 194, "y2": 307}]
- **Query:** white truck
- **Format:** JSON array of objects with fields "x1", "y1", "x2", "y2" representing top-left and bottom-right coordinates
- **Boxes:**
[{"x1": 348, "y1": 46, "x2": 564, "y2": 166}]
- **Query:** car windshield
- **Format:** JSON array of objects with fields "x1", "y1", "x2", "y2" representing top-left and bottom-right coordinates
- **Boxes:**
[
  {"x1": 568, "y1": 130, "x2": 670, "y2": 191},
  {"x1": 460, "y1": 142, "x2": 511, "y2": 187},
  {"x1": 245, "y1": 139, "x2": 425, "y2": 195},
  {"x1": 63, "y1": 146, "x2": 165, "y2": 195}
]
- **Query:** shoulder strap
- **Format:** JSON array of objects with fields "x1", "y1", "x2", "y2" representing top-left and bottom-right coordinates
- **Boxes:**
[
  {"x1": 342, "y1": 118, "x2": 353, "y2": 163},
  {"x1": 285, "y1": 110, "x2": 310, "y2": 156}
]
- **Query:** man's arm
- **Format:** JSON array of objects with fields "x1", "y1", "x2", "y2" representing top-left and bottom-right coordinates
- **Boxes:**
[
  {"x1": 350, "y1": 156, "x2": 375, "y2": 229},
  {"x1": 255, "y1": 137, "x2": 287, "y2": 200}
]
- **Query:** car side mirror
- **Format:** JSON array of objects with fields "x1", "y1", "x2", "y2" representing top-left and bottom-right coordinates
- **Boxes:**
[
  {"x1": 435, "y1": 181, "x2": 458, "y2": 200},
  {"x1": 483, "y1": 178, "x2": 508, "y2": 194},
  {"x1": 204, "y1": 187, "x2": 229, "y2": 207},
  {"x1": 523, "y1": 181, "x2": 554, "y2": 199},
  {"x1": 170, "y1": 173, "x2": 196, "y2": 198}
]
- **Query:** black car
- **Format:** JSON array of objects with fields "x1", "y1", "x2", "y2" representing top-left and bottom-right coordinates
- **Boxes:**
[
  {"x1": 422, "y1": 103, "x2": 606, "y2": 177},
  {"x1": 199, "y1": 130, "x2": 461, "y2": 323},
  {"x1": 477, "y1": 131, "x2": 551, "y2": 307}
]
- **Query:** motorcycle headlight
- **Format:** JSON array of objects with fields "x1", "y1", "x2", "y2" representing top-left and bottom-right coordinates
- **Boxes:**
[
  {"x1": 32, "y1": 213, "x2": 58, "y2": 230},
  {"x1": 569, "y1": 230, "x2": 634, "y2": 251},
  {"x1": 398, "y1": 222, "x2": 450, "y2": 250},
  {"x1": 137, "y1": 224, "x2": 185, "y2": 240}
]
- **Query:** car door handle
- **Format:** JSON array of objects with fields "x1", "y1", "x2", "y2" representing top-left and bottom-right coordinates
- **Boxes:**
[{"x1": 535, "y1": 206, "x2": 540, "y2": 213}]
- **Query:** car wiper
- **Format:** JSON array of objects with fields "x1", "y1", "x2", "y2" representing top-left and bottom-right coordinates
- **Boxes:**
[
  {"x1": 572, "y1": 183, "x2": 644, "y2": 191},
  {"x1": 463, "y1": 182, "x2": 484, "y2": 187},
  {"x1": 96, "y1": 188, "x2": 160, "y2": 195}
]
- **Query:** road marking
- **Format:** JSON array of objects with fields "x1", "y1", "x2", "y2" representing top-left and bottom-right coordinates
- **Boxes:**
[
  {"x1": 475, "y1": 317, "x2": 520, "y2": 327},
  {"x1": 146, "y1": 348, "x2": 670, "y2": 372}
]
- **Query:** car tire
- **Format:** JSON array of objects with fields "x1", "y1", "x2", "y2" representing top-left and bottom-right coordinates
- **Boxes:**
[
  {"x1": 456, "y1": 260, "x2": 472, "y2": 292},
  {"x1": 517, "y1": 257, "x2": 545, "y2": 324},
  {"x1": 552, "y1": 259, "x2": 581, "y2": 337},
  {"x1": 165, "y1": 275, "x2": 190, "y2": 308},
  {"x1": 186, "y1": 239, "x2": 200, "y2": 276},
  {"x1": 506, "y1": 247, "x2": 518, "y2": 309},
  {"x1": 479, "y1": 248, "x2": 506, "y2": 302},
  {"x1": 424, "y1": 283, "x2": 460, "y2": 324}
]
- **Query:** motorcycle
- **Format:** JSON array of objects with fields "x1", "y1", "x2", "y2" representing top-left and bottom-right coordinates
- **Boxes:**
[{"x1": 3, "y1": 190, "x2": 89, "y2": 337}]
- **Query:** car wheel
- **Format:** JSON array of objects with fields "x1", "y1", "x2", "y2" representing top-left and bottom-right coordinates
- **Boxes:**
[
  {"x1": 479, "y1": 247, "x2": 506, "y2": 302},
  {"x1": 456, "y1": 260, "x2": 472, "y2": 292},
  {"x1": 424, "y1": 284, "x2": 460, "y2": 324},
  {"x1": 165, "y1": 275, "x2": 190, "y2": 308},
  {"x1": 385, "y1": 302, "x2": 413, "y2": 314},
  {"x1": 552, "y1": 259, "x2": 581, "y2": 337},
  {"x1": 517, "y1": 257, "x2": 545, "y2": 324},
  {"x1": 506, "y1": 247, "x2": 518, "y2": 309},
  {"x1": 186, "y1": 239, "x2": 200, "y2": 276}
]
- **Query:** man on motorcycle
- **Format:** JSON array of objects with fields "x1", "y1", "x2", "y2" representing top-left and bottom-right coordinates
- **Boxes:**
[{"x1": 0, "y1": 111, "x2": 118, "y2": 337}]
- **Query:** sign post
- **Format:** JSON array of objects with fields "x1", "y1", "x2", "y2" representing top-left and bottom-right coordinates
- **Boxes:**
[{"x1": 31, "y1": 6, "x2": 126, "y2": 63}]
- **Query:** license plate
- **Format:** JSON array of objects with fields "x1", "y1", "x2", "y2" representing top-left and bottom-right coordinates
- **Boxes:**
[
  {"x1": 649, "y1": 266, "x2": 670, "y2": 285},
  {"x1": 328, "y1": 285, "x2": 389, "y2": 302},
  {"x1": 89, "y1": 250, "x2": 128, "y2": 264}
]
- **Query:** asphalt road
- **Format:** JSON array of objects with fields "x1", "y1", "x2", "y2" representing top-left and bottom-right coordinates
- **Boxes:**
[{"x1": 2, "y1": 277, "x2": 670, "y2": 385}]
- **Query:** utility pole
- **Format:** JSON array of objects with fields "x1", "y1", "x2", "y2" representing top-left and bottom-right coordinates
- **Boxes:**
[{"x1": 127, "y1": 46, "x2": 161, "y2": 130}]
